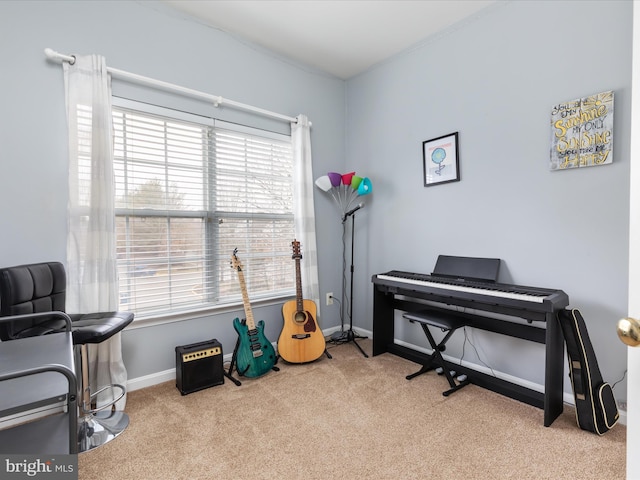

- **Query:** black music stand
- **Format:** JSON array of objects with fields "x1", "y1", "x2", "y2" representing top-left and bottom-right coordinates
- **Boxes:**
[{"x1": 339, "y1": 212, "x2": 369, "y2": 358}]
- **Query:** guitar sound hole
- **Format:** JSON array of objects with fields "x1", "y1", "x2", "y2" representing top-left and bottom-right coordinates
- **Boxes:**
[{"x1": 294, "y1": 311, "x2": 307, "y2": 324}]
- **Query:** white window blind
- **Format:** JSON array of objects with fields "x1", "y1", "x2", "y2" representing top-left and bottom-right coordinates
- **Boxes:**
[{"x1": 113, "y1": 104, "x2": 295, "y2": 317}]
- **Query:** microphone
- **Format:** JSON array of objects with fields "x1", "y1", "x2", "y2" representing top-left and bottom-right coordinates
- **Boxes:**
[{"x1": 342, "y1": 203, "x2": 364, "y2": 221}]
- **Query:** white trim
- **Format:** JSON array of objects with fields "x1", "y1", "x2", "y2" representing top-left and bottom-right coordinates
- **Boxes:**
[
  {"x1": 123, "y1": 327, "x2": 627, "y2": 426},
  {"x1": 111, "y1": 97, "x2": 292, "y2": 142},
  {"x1": 125, "y1": 295, "x2": 293, "y2": 330},
  {"x1": 127, "y1": 368, "x2": 176, "y2": 392},
  {"x1": 215, "y1": 119, "x2": 292, "y2": 143},
  {"x1": 125, "y1": 326, "x2": 344, "y2": 390},
  {"x1": 112, "y1": 96, "x2": 214, "y2": 126}
]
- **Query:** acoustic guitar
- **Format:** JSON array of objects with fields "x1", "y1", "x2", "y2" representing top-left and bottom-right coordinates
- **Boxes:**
[
  {"x1": 278, "y1": 240, "x2": 325, "y2": 363},
  {"x1": 231, "y1": 249, "x2": 277, "y2": 378}
]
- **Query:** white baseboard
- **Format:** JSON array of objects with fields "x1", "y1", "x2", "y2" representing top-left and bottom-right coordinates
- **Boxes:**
[
  {"x1": 618, "y1": 409, "x2": 627, "y2": 425},
  {"x1": 127, "y1": 368, "x2": 176, "y2": 392},
  {"x1": 391, "y1": 337, "x2": 628, "y2": 426},
  {"x1": 123, "y1": 327, "x2": 627, "y2": 426},
  {"x1": 126, "y1": 325, "x2": 345, "y2": 392}
]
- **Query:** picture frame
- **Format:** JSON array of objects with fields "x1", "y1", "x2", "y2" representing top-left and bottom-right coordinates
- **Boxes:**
[{"x1": 422, "y1": 132, "x2": 460, "y2": 187}]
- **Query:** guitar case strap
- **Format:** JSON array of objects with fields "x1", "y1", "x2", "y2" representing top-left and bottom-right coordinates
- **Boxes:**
[{"x1": 557, "y1": 308, "x2": 619, "y2": 434}]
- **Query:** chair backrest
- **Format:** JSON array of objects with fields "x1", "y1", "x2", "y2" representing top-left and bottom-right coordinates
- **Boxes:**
[{"x1": 0, "y1": 262, "x2": 67, "y2": 340}]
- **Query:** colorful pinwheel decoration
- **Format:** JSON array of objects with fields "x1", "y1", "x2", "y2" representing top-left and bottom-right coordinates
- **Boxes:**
[{"x1": 315, "y1": 171, "x2": 372, "y2": 219}]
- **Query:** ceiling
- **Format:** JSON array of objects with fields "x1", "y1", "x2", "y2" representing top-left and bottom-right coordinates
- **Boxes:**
[{"x1": 161, "y1": 0, "x2": 499, "y2": 79}]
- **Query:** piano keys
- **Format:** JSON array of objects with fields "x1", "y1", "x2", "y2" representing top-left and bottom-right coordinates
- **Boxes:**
[
  {"x1": 371, "y1": 263, "x2": 568, "y2": 427},
  {"x1": 374, "y1": 270, "x2": 569, "y2": 314}
]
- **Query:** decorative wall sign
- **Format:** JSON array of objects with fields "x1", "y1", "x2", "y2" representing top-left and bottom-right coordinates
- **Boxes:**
[
  {"x1": 550, "y1": 91, "x2": 614, "y2": 170},
  {"x1": 423, "y1": 132, "x2": 459, "y2": 186}
]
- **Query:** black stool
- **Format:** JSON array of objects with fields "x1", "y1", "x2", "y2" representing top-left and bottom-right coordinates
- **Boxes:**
[
  {"x1": 71, "y1": 312, "x2": 133, "y2": 452},
  {"x1": 403, "y1": 309, "x2": 470, "y2": 396},
  {"x1": 0, "y1": 262, "x2": 134, "y2": 452}
]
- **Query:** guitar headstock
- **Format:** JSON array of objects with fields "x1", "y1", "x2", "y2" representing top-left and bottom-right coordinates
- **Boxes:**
[
  {"x1": 291, "y1": 240, "x2": 302, "y2": 260},
  {"x1": 231, "y1": 248, "x2": 243, "y2": 272}
]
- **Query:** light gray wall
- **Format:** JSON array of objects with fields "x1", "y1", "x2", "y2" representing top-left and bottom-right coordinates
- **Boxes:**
[
  {"x1": 0, "y1": 0, "x2": 632, "y2": 405},
  {"x1": 346, "y1": 0, "x2": 632, "y2": 402},
  {"x1": 0, "y1": 0, "x2": 346, "y2": 380}
]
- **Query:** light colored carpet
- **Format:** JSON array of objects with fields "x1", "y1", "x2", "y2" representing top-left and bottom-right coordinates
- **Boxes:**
[{"x1": 79, "y1": 339, "x2": 626, "y2": 480}]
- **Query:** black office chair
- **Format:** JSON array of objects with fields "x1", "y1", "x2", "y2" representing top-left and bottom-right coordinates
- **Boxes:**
[{"x1": 0, "y1": 261, "x2": 134, "y2": 452}]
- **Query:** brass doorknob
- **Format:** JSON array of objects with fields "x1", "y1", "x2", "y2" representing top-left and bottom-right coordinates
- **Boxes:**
[{"x1": 617, "y1": 317, "x2": 640, "y2": 347}]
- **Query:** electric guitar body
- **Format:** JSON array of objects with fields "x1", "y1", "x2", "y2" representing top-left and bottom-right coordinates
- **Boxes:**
[
  {"x1": 231, "y1": 249, "x2": 277, "y2": 378},
  {"x1": 278, "y1": 240, "x2": 325, "y2": 363},
  {"x1": 232, "y1": 317, "x2": 276, "y2": 378}
]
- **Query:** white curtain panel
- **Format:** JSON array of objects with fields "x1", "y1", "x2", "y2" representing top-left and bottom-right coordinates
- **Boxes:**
[
  {"x1": 291, "y1": 115, "x2": 321, "y2": 318},
  {"x1": 64, "y1": 54, "x2": 127, "y2": 409}
]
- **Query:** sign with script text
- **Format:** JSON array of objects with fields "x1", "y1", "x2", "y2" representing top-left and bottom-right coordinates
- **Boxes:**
[{"x1": 550, "y1": 91, "x2": 614, "y2": 170}]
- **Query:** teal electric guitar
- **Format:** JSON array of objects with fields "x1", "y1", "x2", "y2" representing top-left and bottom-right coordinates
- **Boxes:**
[{"x1": 231, "y1": 249, "x2": 277, "y2": 378}]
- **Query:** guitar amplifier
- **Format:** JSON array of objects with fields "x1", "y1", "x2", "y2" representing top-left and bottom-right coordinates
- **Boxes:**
[{"x1": 175, "y1": 339, "x2": 224, "y2": 395}]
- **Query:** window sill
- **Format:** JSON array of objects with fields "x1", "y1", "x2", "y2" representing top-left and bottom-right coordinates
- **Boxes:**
[{"x1": 125, "y1": 294, "x2": 294, "y2": 330}]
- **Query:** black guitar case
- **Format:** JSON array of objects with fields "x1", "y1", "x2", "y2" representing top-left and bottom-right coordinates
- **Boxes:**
[{"x1": 558, "y1": 308, "x2": 619, "y2": 435}]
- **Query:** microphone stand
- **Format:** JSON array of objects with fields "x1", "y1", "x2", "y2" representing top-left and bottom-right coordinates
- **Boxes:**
[{"x1": 342, "y1": 212, "x2": 369, "y2": 358}]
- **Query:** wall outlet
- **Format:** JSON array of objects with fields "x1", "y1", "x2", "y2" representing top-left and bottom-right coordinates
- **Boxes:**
[{"x1": 326, "y1": 292, "x2": 333, "y2": 306}]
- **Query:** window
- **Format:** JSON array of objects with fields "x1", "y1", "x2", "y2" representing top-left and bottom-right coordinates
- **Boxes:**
[{"x1": 112, "y1": 102, "x2": 295, "y2": 318}]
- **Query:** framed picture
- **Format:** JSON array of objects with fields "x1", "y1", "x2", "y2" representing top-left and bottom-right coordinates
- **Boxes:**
[{"x1": 422, "y1": 132, "x2": 460, "y2": 187}]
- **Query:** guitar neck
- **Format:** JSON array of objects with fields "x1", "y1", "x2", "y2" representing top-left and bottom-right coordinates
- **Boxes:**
[
  {"x1": 295, "y1": 258, "x2": 303, "y2": 312},
  {"x1": 237, "y1": 269, "x2": 256, "y2": 330}
]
